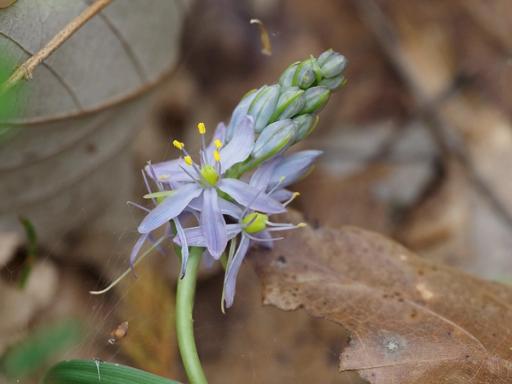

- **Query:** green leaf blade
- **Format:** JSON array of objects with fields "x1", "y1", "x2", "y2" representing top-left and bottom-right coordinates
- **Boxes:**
[{"x1": 43, "y1": 360, "x2": 181, "y2": 384}]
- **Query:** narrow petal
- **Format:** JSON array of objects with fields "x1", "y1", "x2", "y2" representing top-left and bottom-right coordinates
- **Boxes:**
[
  {"x1": 270, "y1": 150, "x2": 322, "y2": 188},
  {"x1": 220, "y1": 115, "x2": 255, "y2": 173},
  {"x1": 188, "y1": 196, "x2": 243, "y2": 218},
  {"x1": 223, "y1": 234, "x2": 251, "y2": 308},
  {"x1": 270, "y1": 188, "x2": 293, "y2": 202},
  {"x1": 173, "y1": 218, "x2": 189, "y2": 278},
  {"x1": 249, "y1": 157, "x2": 279, "y2": 190},
  {"x1": 145, "y1": 159, "x2": 194, "y2": 183},
  {"x1": 174, "y1": 224, "x2": 241, "y2": 247},
  {"x1": 218, "y1": 178, "x2": 285, "y2": 214},
  {"x1": 202, "y1": 249, "x2": 216, "y2": 269},
  {"x1": 130, "y1": 233, "x2": 149, "y2": 268},
  {"x1": 201, "y1": 188, "x2": 227, "y2": 259},
  {"x1": 138, "y1": 183, "x2": 202, "y2": 234}
]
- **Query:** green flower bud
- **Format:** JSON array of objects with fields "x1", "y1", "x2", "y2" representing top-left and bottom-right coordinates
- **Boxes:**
[
  {"x1": 293, "y1": 59, "x2": 316, "y2": 89},
  {"x1": 248, "y1": 84, "x2": 281, "y2": 133},
  {"x1": 319, "y1": 52, "x2": 347, "y2": 78},
  {"x1": 317, "y1": 49, "x2": 335, "y2": 66},
  {"x1": 279, "y1": 62, "x2": 300, "y2": 88},
  {"x1": 318, "y1": 76, "x2": 344, "y2": 91},
  {"x1": 270, "y1": 87, "x2": 305, "y2": 122},
  {"x1": 252, "y1": 119, "x2": 296, "y2": 161},
  {"x1": 227, "y1": 88, "x2": 258, "y2": 139},
  {"x1": 293, "y1": 114, "x2": 319, "y2": 142},
  {"x1": 300, "y1": 86, "x2": 330, "y2": 114}
]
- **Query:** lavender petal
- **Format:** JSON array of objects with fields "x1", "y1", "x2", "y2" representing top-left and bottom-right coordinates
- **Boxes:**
[
  {"x1": 188, "y1": 196, "x2": 243, "y2": 218},
  {"x1": 218, "y1": 178, "x2": 286, "y2": 214},
  {"x1": 271, "y1": 188, "x2": 293, "y2": 202},
  {"x1": 249, "y1": 157, "x2": 279, "y2": 190},
  {"x1": 220, "y1": 115, "x2": 255, "y2": 173},
  {"x1": 174, "y1": 224, "x2": 241, "y2": 247},
  {"x1": 201, "y1": 188, "x2": 228, "y2": 259},
  {"x1": 223, "y1": 234, "x2": 251, "y2": 308},
  {"x1": 130, "y1": 233, "x2": 148, "y2": 268},
  {"x1": 173, "y1": 218, "x2": 189, "y2": 278},
  {"x1": 138, "y1": 183, "x2": 202, "y2": 234},
  {"x1": 145, "y1": 159, "x2": 194, "y2": 183},
  {"x1": 270, "y1": 150, "x2": 322, "y2": 188}
]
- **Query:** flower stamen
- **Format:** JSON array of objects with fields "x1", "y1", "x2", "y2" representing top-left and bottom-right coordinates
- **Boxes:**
[
  {"x1": 184, "y1": 155, "x2": 193, "y2": 166},
  {"x1": 283, "y1": 191, "x2": 300, "y2": 206}
]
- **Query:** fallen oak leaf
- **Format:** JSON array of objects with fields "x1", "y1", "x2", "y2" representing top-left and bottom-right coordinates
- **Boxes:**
[{"x1": 250, "y1": 210, "x2": 512, "y2": 384}]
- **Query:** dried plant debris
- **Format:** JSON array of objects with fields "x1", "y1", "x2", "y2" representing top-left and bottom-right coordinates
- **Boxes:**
[
  {"x1": 117, "y1": 264, "x2": 177, "y2": 378},
  {"x1": 251, "y1": 210, "x2": 512, "y2": 384}
]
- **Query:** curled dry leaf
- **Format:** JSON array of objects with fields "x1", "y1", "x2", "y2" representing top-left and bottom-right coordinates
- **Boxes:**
[{"x1": 251, "y1": 210, "x2": 512, "y2": 384}]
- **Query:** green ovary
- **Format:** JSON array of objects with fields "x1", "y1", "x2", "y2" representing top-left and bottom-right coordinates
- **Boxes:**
[
  {"x1": 242, "y1": 212, "x2": 268, "y2": 234},
  {"x1": 200, "y1": 165, "x2": 219, "y2": 186}
]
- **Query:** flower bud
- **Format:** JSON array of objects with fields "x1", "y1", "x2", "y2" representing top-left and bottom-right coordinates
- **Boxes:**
[
  {"x1": 292, "y1": 114, "x2": 319, "y2": 142},
  {"x1": 270, "y1": 87, "x2": 305, "y2": 122},
  {"x1": 319, "y1": 76, "x2": 344, "y2": 91},
  {"x1": 293, "y1": 59, "x2": 316, "y2": 89},
  {"x1": 300, "y1": 86, "x2": 330, "y2": 114},
  {"x1": 279, "y1": 62, "x2": 299, "y2": 88},
  {"x1": 248, "y1": 84, "x2": 280, "y2": 133},
  {"x1": 252, "y1": 119, "x2": 296, "y2": 161},
  {"x1": 317, "y1": 49, "x2": 335, "y2": 66},
  {"x1": 227, "y1": 89, "x2": 258, "y2": 139},
  {"x1": 319, "y1": 52, "x2": 347, "y2": 78}
]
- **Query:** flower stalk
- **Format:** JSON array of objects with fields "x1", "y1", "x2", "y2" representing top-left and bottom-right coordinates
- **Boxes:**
[{"x1": 176, "y1": 247, "x2": 208, "y2": 384}]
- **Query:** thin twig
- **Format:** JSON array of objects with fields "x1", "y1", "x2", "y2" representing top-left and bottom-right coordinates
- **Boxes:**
[
  {"x1": 0, "y1": 0, "x2": 112, "y2": 94},
  {"x1": 351, "y1": 0, "x2": 512, "y2": 230}
]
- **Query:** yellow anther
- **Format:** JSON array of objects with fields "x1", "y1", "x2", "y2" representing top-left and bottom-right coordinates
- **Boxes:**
[
  {"x1": 184, "y1": 155, "x2": 193, "y2": 166},
  {"x1": 197, "y1": 122, "x2": 206, "y2": 135},
  {"x1": 172, "y1": 140, "x2": 184, "y2": 150},
  {"x1": 213, "y1": 150, "x2": 221, "y2": 162},
  {"x1": 214, "y1": 139, "x2": 223, "y2": 149},
  {"x1": 297, "y1": 222, "x2": 307, "y2": 228},
  {"x1": 158, "y1": 174, "x2": 170, "y2": 180},
  {"x1": 293, "y1": 192, "x2": 301, "y2": 197}
]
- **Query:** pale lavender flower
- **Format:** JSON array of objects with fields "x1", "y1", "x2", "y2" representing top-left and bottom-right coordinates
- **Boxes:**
[
  {"x1": 173, "y1": 207, "x2": 304, "y2": 308},
  {"x1": 250, "y1": 149, "x2": 323, "y2": 203},
  {"x1": 137, "y1": 116, "x2": 285, "y2": 259},
  {"x1": 128, "y1": 164, "x2": 191, "y2": 278}
]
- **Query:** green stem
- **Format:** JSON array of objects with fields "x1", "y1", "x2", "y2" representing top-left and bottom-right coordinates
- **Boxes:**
[{"x1": 176, "y1": 247, "x2": 208, "y2": 384}]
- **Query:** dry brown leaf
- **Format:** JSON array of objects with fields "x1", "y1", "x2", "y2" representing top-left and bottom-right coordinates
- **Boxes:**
[
  {"x1": 251, "y1": 210, "x2": 512, "y2": 384},
  {"x1": 118, "y1": 263, "x2": 177, "y2": 377}
]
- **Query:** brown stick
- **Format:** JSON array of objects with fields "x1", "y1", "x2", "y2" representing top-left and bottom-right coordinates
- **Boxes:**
[{"x1": 0, "y1": 0, "x2": 112, "y2": 94}]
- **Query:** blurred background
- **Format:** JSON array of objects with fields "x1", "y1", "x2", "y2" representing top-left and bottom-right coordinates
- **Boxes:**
[{"x1": 1, "y1": 0, "x2": 512, "y2": 382}]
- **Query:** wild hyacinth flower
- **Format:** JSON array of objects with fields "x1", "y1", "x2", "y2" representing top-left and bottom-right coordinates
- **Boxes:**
[
  {"x1": 172, "y1": 151, "x2": 319, "y2": 308},
  {"x1": 128, "y1": 164, "x2": 191, "y2": 278},
  {"x1": 173, "y1": 202, "x2": 305, "y2": 308},
  {"x1": 137, "y1": 116, "x2": 285, "y2": 259},
  {"x1": 251, "y1": 149, "x2": 323, "y2": 203}
]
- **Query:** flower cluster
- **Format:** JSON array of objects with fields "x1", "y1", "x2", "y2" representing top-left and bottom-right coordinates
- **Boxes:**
[{"x1": 130, "y1": 50, "x2": 347, "y2": 308}]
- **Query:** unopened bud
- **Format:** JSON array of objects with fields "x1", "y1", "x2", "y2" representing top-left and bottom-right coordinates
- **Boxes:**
[
  {"x1": 227, "y1": 89, "x2": 258, "y2": 139},
  {"x1": 252, "y1": 119, "x2": 296, "y2": 161},
  {"x1": 279, "y1": 62, "x2": 299, "y2": 88},
  {"x1": 248, "y1": 84, "x2": 281, "y2": 133},
  {"x1": 293, "y1": 59, "x2": 316, "y2": 89},
  {"x1": 319, "y1": 51, "x2": 347, "y2": 78},
  {"x1": 292, "y1": 114, "x2": 319, "y2": 142},
  {"x1": 319, "y1": 76, "x2": 344, "y2": 91},
  {"x1": 300, "y1": 86, "x2": 330, "y2": 114},
  {"x1": 270, "y1": 87, "x2": 305, "y2": 121}
]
